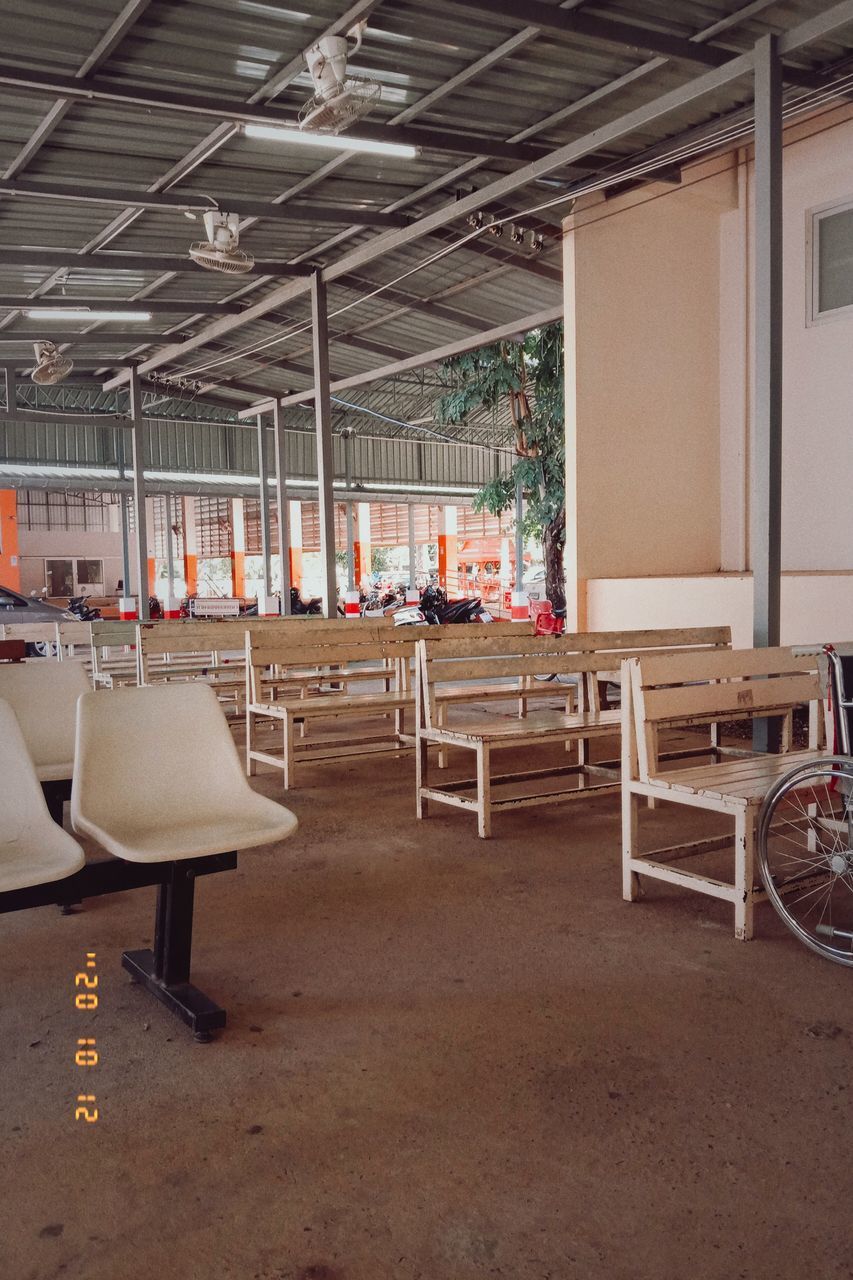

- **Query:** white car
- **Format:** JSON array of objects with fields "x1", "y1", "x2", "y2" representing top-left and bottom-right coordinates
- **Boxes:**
[{"x1": 522, "y1": 567, "x2": 547, "y2": 601}]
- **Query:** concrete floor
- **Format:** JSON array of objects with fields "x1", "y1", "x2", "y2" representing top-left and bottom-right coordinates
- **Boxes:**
[{"x1": 3, "y1": 730, "x2": 853, "y2": 1280}]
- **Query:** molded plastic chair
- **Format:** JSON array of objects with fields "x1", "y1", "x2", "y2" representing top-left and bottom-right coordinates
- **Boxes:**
[
  {"x1": 0, "y1": 699, "x2": 85, "y2": 893},
  {"x1": 71, "y1": 681, "x2": 298, "y2": 862},
  {"x1": 0, "y1": 658, "x2": 90, "y2": 782},
  {"x1": 70, "y1": 682, "x2": 297, "y2": 1038}
]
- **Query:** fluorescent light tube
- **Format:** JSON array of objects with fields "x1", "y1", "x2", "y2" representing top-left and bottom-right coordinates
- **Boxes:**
[
  {"x1": 243, "y1": 123, "x2": 418, "y2": 160},
  {"x1": 24, "y1": 309, "x2": 153, "y2": 321}
]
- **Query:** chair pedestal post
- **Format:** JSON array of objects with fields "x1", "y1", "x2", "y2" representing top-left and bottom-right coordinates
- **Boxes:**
[
  {"x1": 122, "y1": 861, "x2": 227, "y2": 1041},
  {"x1": 41, "y1": 779, "x2": 71, "y2": 827}
]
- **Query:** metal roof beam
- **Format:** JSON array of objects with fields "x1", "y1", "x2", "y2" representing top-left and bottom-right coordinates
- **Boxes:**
[
  {"x1": 0, "y1": 332, "x2": 174, "y2": 343},
  {"x1": 2, "y1": 0, "x2": 153, "y2": 180},
  {"x1": 0, "y1": 248, "x2": 310, "y2": 276},
  {"x1": 104, "y1": 0, "x2": 853, "y2": 394},
  {"x1": 0, "y1": 297, "x2": 246, "y2": 314},
  {"x1": 452, "y1": 0, "x2": 821, "y2": 82},
  {"x1": 0, "y1": 64, "x2": 551, "y2": 163},
  {"x1": 240, "y1": 304, "x2": 564, "y2": 414},
  {"x1": 108, "y1": 49, "x2": 760, "y2": 390},
  {"x1": 0, "y1": 177, "x2": 409, "y2": 228}
]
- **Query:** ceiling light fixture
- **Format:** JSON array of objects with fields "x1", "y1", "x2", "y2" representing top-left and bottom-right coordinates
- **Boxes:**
[
  {"x1": 243, "y1": 123, "x2": 418, "y2": 160},
  {"x1": 24, "y1": 308, "x2": 154, "y2": 321}
]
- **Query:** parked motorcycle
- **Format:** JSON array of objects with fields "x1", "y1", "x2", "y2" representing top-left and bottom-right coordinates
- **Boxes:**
[
  {"x1": 290, "y1": 587, "x2": 322, "y2": 615},
  {"x1": 65, "y1": 595, "x2": 102, "y2": 622},
  {"x1": 419, "y1": 584, "x2": 493, "y2": 625}
]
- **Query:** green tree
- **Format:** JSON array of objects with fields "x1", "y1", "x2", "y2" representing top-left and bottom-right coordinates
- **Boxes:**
[{"x1": 434, "y1": 322, "x2": 566, "y2": 610}]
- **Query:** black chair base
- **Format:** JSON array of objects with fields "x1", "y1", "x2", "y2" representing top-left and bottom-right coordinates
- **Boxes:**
[
  {"x1": 0, "y1": 851, "x2": 237, "y2": 1040},
  {"x1": 122, "y1": 949, "x2": 226, "y2": 1041}
]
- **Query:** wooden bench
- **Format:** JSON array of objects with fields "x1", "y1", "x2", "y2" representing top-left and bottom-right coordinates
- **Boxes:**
[
  {"x1": 621, "y1": 645, "x2": 829, "y2": 940},
  {"x1": 246, "y1": 621, "x2": 539, "y2": 788},
  {"x1": 90, "y1": 620, "x2": 145, "y2": 687},
  {"x1": 137, "y1": 616, "x2": 403, "y2": 713},
  {"x1": 416, "y1": 627, "x2": 732, "y2": 837}
]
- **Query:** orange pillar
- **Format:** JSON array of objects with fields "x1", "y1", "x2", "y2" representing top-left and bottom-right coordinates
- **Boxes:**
[
  {"x1": 231, "y1": 498, "x2": 246, "y2": 598},
  {"x1": 145, "y1": 496, "x2": 157, "y2": 597},
  {"x1": 353, "y1": 502, "x2": 371, "y2": 589},
  {"x1": 289, "y1": 500, "x2": 303, "y2": 590},
  {"x1": 438, "y1": 505, "x2": 458, "y2": 597},
  {"x1": 0, "y1": 490, "x2": 21, "y2": 591},
  {"x1": 182, "y1": 496, "x2": 198, "y2": 595}
]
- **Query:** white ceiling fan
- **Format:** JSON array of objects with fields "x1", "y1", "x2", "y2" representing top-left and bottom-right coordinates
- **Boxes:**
[
  {"x1": 298, "y1": 20, "x2": 381, "y2": 134},
  {"x1": 187, "y1": 209, "x2": 254, "y2": 275},
  {"x1": 30, "y1": 340, "x2": 73, "y2": 385}
]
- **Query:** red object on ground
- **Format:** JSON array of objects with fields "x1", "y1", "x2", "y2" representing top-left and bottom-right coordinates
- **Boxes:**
[{"x1": 532, "y1": 601, "x2": 564, "y2": 635}]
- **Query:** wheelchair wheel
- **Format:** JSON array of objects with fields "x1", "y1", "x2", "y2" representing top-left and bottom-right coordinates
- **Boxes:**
[{"x1": 758, "y1": 756, "x2": 853, "y2": 965}]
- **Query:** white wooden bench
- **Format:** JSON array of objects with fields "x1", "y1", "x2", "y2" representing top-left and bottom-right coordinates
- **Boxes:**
[
  {"x1": 138, "y1": 615, "x2": 403, "y2": 712},
  {"x1": 246, "y1": 621, "x2": 539, "y2": 788},
  {"x1": 89, "y1": 619, "x2": 146, "y2": 687},
  {"x1": 621, "y1": 645, "x2": 829, "y2": 940},
  {"x1": 416, "y1": 627, "x2": 732, "y2": 838}
]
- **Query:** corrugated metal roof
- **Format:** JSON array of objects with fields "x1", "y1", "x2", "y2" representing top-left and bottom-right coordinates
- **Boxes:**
[{"x1": 0, "y1": 0, "x2": 850, "y2": 451}]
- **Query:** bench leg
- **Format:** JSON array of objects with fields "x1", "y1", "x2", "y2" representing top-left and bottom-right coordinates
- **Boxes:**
[
  {"x1": 476, "y1": 742, "x2": 492, "y2": 839},
  {"x1": 622, "y1": 788, "x2": 640, "y2": 901},
  {"x1": 416, "y1": 732, "x2": 429, "y2": 819},
  {"x1": 122, "y1": 862, "x2": 226, "y2": 1041},
  {"x1": 734, "y1": 810, "x2": 755, "y2": 941},
  {"x1": 246, "y1": 710, "x2": 258, "y2": 776},
  {"x1": 437, "y1": 702, "x2": 448, "y2": 769},
  {"x1": 283, "y1": 711, "x2": 295, "y2": 791}
]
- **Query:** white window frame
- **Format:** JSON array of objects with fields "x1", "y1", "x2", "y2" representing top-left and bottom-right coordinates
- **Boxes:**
[{"x1": 807, "y1": 195, "x2": 853, "y2": 326}]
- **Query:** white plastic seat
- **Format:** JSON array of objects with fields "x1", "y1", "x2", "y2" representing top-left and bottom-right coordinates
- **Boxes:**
[
  {"x1": 0, "y1": 699, "x2": 85, "y2": 893},
  {"x1": 0, "y1": 659, "x2": 90, "y2": 782},
  {"x1": 71, "y1": 682, "x2": 298, "y2": 863}
]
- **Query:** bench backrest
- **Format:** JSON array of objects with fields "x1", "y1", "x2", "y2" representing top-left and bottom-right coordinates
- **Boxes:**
[
  {"x1": 416, "y1": 626, "x2": 732, "y2": 731},
  {"x1": 137, "y1": 615, "x2": 398, "y2": 683},
  {"x1": 0, "y1": 621, "x2": 59, "y2": 648},
  {"x1": 246, "y1": 620, "x2": 535, "y2": 702},
  {"x1": 89, "y1": 620, "x2": 139, "y2": 683},
  {"x1": 624, "y1": 645, "x2": 822, "y2": 783}
]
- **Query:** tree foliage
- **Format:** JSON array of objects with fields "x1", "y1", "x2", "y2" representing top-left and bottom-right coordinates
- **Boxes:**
[{"x1": 434, "y1": 322, "x2": 566, "y2": 608}]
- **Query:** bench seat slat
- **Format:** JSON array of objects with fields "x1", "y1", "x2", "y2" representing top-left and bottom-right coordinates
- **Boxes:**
[
  {"x1": 432, "y1": 709, "x2": 620, "y2": 743},
  {"x1": 650, "y1": 749, "x2": 829, "y2": 801}
]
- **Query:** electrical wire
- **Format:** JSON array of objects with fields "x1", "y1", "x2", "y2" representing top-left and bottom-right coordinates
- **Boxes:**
[{"x1": 165, "y1": 70, "x2": 853, "y2": 385}]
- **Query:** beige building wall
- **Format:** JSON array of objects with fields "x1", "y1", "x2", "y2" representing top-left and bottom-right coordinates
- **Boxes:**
[
  {"x1": 563, "y1": 107, "x2": 853, "y2": 645},
  {"x1": 563, "y1": 159, "x2": 735, "y2": 618}
]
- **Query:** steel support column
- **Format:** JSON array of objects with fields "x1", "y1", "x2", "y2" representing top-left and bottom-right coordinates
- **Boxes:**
[
  {"x1": 256, "y1": 413, "x2": 272, "y2": 606},
  {"x1": 116, "y1": 430, "x2": 131, "y2": 595},
  {"x1": 271, "y1": 401, "x2": 291, "y2": 614},
  {"x1": 515, "y1": 474, "x2": 524, "y2": 593},
  {"x1": 128, "y1": 368, "x2": 150, "y2": 621},
  {"x1": 752, "y1": 34, "x2": 783, "y2": 751},
  {"x1": 311, "y1": 271, "x2": 338, "y2": 617},
  {"x1": 407, "y1": 505, "x2": 416, "y2": 591},
  {"x1": 344, "y1": 433, "x2": 355, "y2": 592}
]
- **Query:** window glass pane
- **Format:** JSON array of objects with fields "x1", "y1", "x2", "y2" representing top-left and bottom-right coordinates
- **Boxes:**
[
  {"x1": 818, "y1": 207, "x2": 853, "y2": 314},
  {"x1": 46, "y1": 560, "x2": 74, "y2": 596},
  {"x1": 76, "y1": 559, "x2": 103, "y2": 589}
]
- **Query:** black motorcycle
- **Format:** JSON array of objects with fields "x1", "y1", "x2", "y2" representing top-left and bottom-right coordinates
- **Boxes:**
[
  {"x1": 65, "y1": 595, "x2": 102, "y2": 622},
  {"x1": 419, "y1": 585, "x2": 493, "y2": 625}
]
